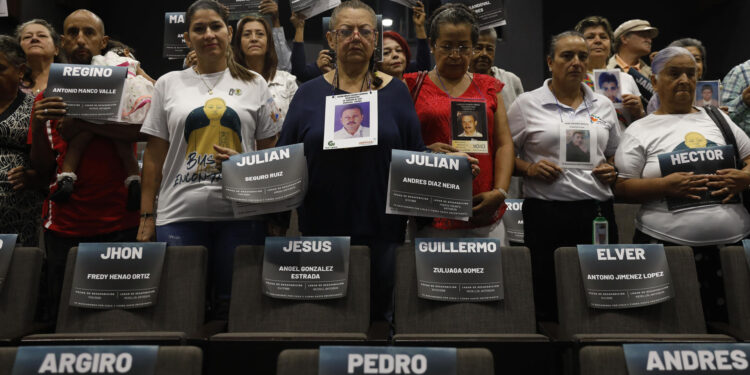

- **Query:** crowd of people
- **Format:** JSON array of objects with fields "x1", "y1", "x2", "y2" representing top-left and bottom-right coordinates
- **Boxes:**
[{"x1": 2, "y1": 0, "x2": 750, "y2": 325}]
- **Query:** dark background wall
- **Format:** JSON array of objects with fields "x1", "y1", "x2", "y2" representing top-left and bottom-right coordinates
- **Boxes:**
[{"x1": 4, "y1": 0, "x2": 749, "y2": 90}]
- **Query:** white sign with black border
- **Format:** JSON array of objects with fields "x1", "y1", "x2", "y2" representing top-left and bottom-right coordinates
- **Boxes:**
[{"x1": 324, "y1": 91, "x2": 378, "y2": 150}]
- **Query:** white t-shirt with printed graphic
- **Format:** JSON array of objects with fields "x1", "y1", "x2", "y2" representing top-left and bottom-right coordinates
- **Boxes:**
[
  {"x1": 141, "y1": 67, "x2": 281, "y2": 225},
  {"x1": 615, "y1": 108, "x2": 750, "y2": 245},
  {"x1": 508, "y1": 79, "x2": 621, "y2": 201}
]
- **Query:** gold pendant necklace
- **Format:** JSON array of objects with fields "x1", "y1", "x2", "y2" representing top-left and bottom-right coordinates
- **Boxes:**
[{"x1": 194, "y1": 66, "x2": 218, "y2": 95}]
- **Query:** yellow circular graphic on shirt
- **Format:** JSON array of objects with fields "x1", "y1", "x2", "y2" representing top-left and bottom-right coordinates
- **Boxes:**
[{"x1": 184, "y1": 98, "x2": 242, "y2": 171}]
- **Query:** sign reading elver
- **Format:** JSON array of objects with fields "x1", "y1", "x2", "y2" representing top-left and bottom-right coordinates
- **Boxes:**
[
  {"x1": 415, "y1": 238, "x2": 503, "y2": 302},
  {"x1": 69, "y1": 243, "x2": 167, "y2": 309},
  {"x1": 262, "y1": 237, "x2": 350, "y2": 300}
]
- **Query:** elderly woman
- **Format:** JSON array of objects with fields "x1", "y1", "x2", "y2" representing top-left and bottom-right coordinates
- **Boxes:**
[
  {"x1": 16, "y1": 19, "x2": 60, "y2": 96},
  {"x1": 276, "y1": 0, "x2": 472, "y2": 322},
  {"x1": 232, "y1": 14, "x2": 298, "y2": 123},
  {"x1": 508, "y1": 31, "x2": 621, "y2": 320},
  {"x1": 377, "y1": 1, "x2": 430, "y2": 81},
  {"x1": 138, "y1": 0, "x2": 280, "y2": 317},
  {"x1": 615, "y1": 47, "x2": 750, "y2": 321},
  {"x1": 575, "y1": 16, "x2": 644, "y2": 127},
  {"x1": 0, "y1": 36, "x2": 43, "y2": 246},
  {"x1": 404, "y1": 3, "x2": 514, "y2": 239}
]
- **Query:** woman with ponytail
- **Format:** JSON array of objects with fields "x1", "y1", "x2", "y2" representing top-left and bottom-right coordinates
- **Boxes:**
[{"x1": 137, "y1": 0, "x2": 281, "y2": 317}]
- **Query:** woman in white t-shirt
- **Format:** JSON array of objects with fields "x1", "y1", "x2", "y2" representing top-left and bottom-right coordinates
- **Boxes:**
[
  {"x1": 508, "y1": 31, "x2": 621, "y2": 320},
  {"x1": 137, "y1": 0, "x2": 281, "y2": 316},
  {"x1": 614, "y1": 47, "x2": 750, "y2": 321},
  {"x1": 232, "y1": 14, "x2": 298, "y2": 124}
]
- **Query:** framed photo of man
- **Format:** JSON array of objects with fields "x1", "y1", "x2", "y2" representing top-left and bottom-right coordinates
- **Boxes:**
[
  {"x1": 450, "y1": 101, "x2": 489, "y2": 154},
  {"x1": 323, "y1": 91, "x2": 378, "y2": 150},
  {"x1": 560, "y1": 123, "x2": 596, "y2": 169},
  {"x1": 695, "y1": 80, "x2": 721, "y2": 107},
  {"x1": 593, "y1": 69, "x2": 623, "y2": 108}
]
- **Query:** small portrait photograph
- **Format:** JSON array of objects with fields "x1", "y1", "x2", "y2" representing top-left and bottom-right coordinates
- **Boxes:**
[
  {"x1": 456, "y1": 111, "x2": 485, "y2": 138},
  {"x1": 594, "y1": 70, "x2": 622, "y2": 104},
  {"x1": 565, "y1": 129, "x2": 591, "y2": 163},
  {"x1": 695, "y1": 80, "x2": 721, "y2": 107},
  {"x1": 334, "y1": 102, "x2": 371, "y2": 139}
]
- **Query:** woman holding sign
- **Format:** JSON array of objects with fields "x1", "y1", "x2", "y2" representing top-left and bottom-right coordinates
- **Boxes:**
[
  {"x1": 614, "y1": 47, "x2": 750, "y2": 321},
  {"x1": 507, "y1": 31, "x2": 621, "y2": 320},
  {"x1": 138, "y1": 0, "x2": 280, "y2": 318},
  {"x1": 404, "y1": 3, "x2": 514, "y2": 237}
]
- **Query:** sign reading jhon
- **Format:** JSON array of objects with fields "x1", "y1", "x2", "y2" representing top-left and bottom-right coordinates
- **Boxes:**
[
  {"x1": 415, "y1": 238, "x2": 503, "y2": 302},
  {"x1": 69, "y1": 243, "x2": 167, "y2": 309},
  {"x1": 262, "y1": 237, "x2": 350, "y2": 300}
]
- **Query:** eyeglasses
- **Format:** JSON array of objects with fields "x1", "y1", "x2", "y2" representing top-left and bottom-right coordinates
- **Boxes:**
[
  {"x1": 437, "y1": 44, "x2": 472, "y2": 56},
  {"x1": 333, "y1": 28, "x2": 374, "y2": 40}
]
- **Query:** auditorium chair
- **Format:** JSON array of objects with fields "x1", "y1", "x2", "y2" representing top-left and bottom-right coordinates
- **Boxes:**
[
  {"x1": 719, "y1": 246, "x2": 750, "y2": 341},
  {"x1": 392, "y1": 245, "x2": 547, "y2": 342},
  {"x1": 0, "y1": 247, "x2": 43, "y2": 342},
  {"x1": 555, "y1": 246, "x2": 733, "y2": 343},
  {"x1": 578, "y1": 345, "x2": 628, "y2": 375},
  {"x1": 276, "y1": 348, "x2": 495, "y2": 375},
  {"x1": 210, "y1": 245, "x2": 370, "y2": 342},
  {"x1": 23, "y1": 246, "x2": 207, "y2": 344},
  {"x1": 0, "y1": 346, "x2": 203, "y2": 375}
]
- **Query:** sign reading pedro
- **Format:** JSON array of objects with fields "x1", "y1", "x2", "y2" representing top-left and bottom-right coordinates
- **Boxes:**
[
  {"x1": 415, "y1": 238, "x2": 503, "y2": 302},
  {"x1": 623, "y1": 343, "x2": 750, "y2": 374},
  {"x1": 387, "y1": 150, "x2": 472, "y2": 220},
  {"x1": 577, "y1": 244, "x2": 674, "y2": 309},
  {"x1": 45, "y1": 63, "x2": 127, "y2": 121},
  {"x1": 0, "y1": 234, "x2": 17, "y2": 292},
  {"x1": 262, "y1": 237, "x2": 350, "y2": 300},
  {"x1": 11, "y1": 346, "x2": 158, "y2": 375},
  {"x1": 70, "y1": 243, "x2": 166, "y2": 309},
  {"x1": 319, "y1": 346, "x2": 457, "y2": 375}
]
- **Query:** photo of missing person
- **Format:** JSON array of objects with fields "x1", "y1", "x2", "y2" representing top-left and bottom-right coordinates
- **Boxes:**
[
  {"x1": 334, "y1": 102, "x2": 371, "y2": 139},
  {"x1": 594, "y1": 70, "x2": 622, "y2": 104},
  {"x1": 695, "y1": 80, "x2": 721, "y2": 107},
  {"x1": 566, "y1": 129, "x2": 591, "y2": 163},
  {"x1": 457, "y1": 111, "x2": 484, "y2": 138}
]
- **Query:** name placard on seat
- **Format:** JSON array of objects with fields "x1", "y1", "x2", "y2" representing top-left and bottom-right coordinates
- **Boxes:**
[
  {"x1": 415, "y1": 238, "x2": 503, "y2": 302},
  {"x1": 577, "y1": 244, "x2": 674, "y2": 309},
  {"x1": 319, "y1": 346, "x2": 457, "y2": 375},
  {"x1": 262, "y1": 237, "x2": 350, "y2": 300},
  {"x1": 11, "y1": 345, "x2": 158, "y2": 375},
  {"x1": 69, "y1": 243, "x2": 167, "y2": 309},
  {"x1": 623, "y1": 343, "x2": 750, "y2": 374}
]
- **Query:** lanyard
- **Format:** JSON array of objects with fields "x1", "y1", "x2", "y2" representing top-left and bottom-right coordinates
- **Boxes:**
[
  {"x1": 435, "y1": 71, "x2": 486, "y2": 102},
  {"x1": 331, "y1": 67, "x2": 372, "y2": 97},
  {"x1": 552, "y1": 87, "x2": 593, "y2": 124}
]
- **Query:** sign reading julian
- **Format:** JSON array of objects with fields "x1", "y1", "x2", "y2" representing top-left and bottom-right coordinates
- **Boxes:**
[
  {"x1": 319, "y1": 346, "x2": 457, "y2": 375},
  {"x1": 45, "y1": 63, "x2": 127, "y2": 121},
  {"x1": 501, "y1": 199, "x2": 524, "y2": 243},
  {"x1": 11, "y1": 346, "x2": 158, "y2": 375},
  {"x1": 577, "y1": 244, "x2": 674, "y2": 309},
  {"x1": 70, "y1": 243, "x2": 167, "y2": 309},
  {"x1": 658, "y1": 145, "x2": 738, "y2": 211},
  {"x1": 163, "y1": 12, "x2": 188, "y2": 59},
  {"x1": 0, "y1": 234, "x2": 17, "y2": 292},
  {"x1": 222, "y1": 143, "x2": 307, "y2": 203},
  {"x1": 415, "y1": 238, "x2": 502, "y2": 302},
  {"x1": 451, "y1": 100, "x2": 489, "y2": 154},
  {"x1": 623, "y1": 343, "x2": 750, "y2": 375},
  {"x1": 262, "y1": 237, "x2": 350, "y2": 300},
  {"x1": 387, "y1": 150, "x2": 473, "y2": 220}
]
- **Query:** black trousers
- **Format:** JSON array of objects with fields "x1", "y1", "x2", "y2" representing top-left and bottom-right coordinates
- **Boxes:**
[
  {"x1": 43, "y1": 227, "x2": 138, "y2": 323},
  {"x1": 633, "y1": 229, "x2": 729, "y2": 322},
  {"x1": 523, "y1": 198, "x2": 618, "y2": 322}
]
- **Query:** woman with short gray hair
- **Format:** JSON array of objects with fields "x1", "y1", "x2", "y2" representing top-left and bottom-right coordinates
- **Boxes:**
[{"x1": 615, "y1": 46, "x2": 750, "y2": 321}]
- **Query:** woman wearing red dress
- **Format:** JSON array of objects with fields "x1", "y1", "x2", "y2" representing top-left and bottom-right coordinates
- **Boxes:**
[{"x1": 405, "y1": 3, "x2": 514, "y2": 237}]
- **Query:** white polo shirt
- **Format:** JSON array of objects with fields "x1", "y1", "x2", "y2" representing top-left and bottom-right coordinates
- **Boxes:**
[{"x1": 508, "y1": 79, "x2": 621, "y2": 201}]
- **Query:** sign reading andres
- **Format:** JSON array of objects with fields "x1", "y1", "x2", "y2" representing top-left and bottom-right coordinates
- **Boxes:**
[
  {"x1": 222, "y1": 143, "x2": 307, "y2": 203},
  {"x1": 262, "y1": 237, "x2": 350, "y2": 300},
  {"x1": 11, "y1": 345, "x2": 158, "y2": 375},
  {"x1": 163, "y1": 12, "x2": 188, "y2": 59},
  {"x1": 623, "y1": 343, "x2": 750, "y2": 374},
  {"x1": 0, "y1": 234, "x2": 17, "y2": 292},
  {"x1": 577, "y1": 244, "x2": 674, "y2": 309},
  {"x1": 45, "y1": 63, "x2": 127, "y2": 121},
  {"x1": 70, "y1": 243, "x2": 167, "y2": 309},
  {"x1": 387, "y1": 150, "x2": 472, "y2": 220},
  {"x1": 319, "y1": 346, "x2": 457, "y2": 375},
  {"x1": 658, "y1": 145, "x2": 738, "y2": 211},
  {"x1": 415, "y1": 238, "x2": 503, "y2": 302}
]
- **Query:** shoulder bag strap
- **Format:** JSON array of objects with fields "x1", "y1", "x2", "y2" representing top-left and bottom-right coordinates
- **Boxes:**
[
  {"x1": 705, "y1": 105, "x2": 743, "y2": 168},
  {"x1": 411, "y1": 70, "x2": 428, "y2": 103}
]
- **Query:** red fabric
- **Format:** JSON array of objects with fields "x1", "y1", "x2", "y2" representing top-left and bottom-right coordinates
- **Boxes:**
[
  {"x1": 405, "y1": 72, "x2": 506, "y2": 230},
  {"x1": 29, "y1": 94, "x2": 139, "y2": 237},
  {"x1": 382, "y1": 31, "x2": 412, "y2": 63}
]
